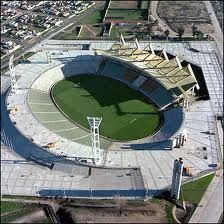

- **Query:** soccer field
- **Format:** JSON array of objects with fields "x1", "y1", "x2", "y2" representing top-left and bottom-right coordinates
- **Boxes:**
[{"x1": 51, "y1": 75, "x2": 162, "y2": 141}]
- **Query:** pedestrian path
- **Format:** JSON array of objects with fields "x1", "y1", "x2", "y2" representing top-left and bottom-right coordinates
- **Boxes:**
[{"x1": 189, "y1": 170, "x2": 223, "y2": 223}]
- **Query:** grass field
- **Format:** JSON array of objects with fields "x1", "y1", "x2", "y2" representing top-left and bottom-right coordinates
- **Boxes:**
[
  {"x1": 180, "y1": 173, "x2": 215, "y2": 205},
  {"x1": 0, "y1": 201, "x2": 40, "y2": 223},
  {"x1": 106, "y1": 9, "x2": 147, "y2": 21},
  {"x1": 109, "y1": 0, "x2": 138, "y2": 9},
  {"x1": 51, "y1": 75, "x2": 161, "y2": 141},
  {"x1": 81, "y1": 9, "x2": 103, "y2": 24}
]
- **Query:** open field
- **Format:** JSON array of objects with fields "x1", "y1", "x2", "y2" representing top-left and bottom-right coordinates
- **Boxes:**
[
  {"x1": 106, "y1": 9, "x2": 148, "y2": 21},
  {"x1": 50, "y1": 31, "x2": 78, "y2": 40},
  {"x1": 0, "y1": 201, "x2": 40, "y2": 223},
  {"x1": 81, "y1": 9, "x2": 103, "y2": 24},
  {"x1": 110, "y1": 0, "x2": 138, "y2": 9},
  {"x1": 109, "y1": 0, "x2": 149, "y2": 10},
  {"x1": 51, "y1": 75, "x2": 161, "y2": 141},
  {"x1": 157, "y1": 1, "x2": 213, "y2": 35},
  {"x1": 59, "y1": 199, "x2": 170, "y2": 223},
  {"x1": 79, "y1": 25, "x2": 103, "y2": 38}
]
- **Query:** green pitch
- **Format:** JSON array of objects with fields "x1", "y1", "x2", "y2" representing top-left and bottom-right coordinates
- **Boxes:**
[{"x1": 51, "y1": 75, "x2": 161, "y2": 141}]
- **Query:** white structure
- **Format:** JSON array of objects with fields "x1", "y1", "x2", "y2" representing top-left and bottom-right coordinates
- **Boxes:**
[
  {"x1": 173, "y1": 129, "x2": 188, "y2": 148},
  {"x1": 9, "y1": 55, "x2": 18, "y2": 93},
  {"x1": 87, "y1": 117, "x2": 102, "y2": 165},
  {"x1": 170, "y1": 158, "x2": 184, "y2": 200},
  {"x1": 46, "y1": 51, "x2": 51, "y2": 63}
]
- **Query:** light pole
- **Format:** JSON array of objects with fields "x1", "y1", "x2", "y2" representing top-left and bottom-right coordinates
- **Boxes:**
[
  {"x1": 6, "y1": 184, "x2": 11, "y2": 196},
  {"x1": 62, "y1": 188, "x2": 66, "y2": 199},
  {"x1": 34, "y1": 185, "x2": 39, "y2": 197},
  {"x1": 90, "y1": 188, "x2": 93, "y2": 200}
]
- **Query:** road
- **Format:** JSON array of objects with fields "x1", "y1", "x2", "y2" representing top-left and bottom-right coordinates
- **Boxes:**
[
  {"x1": 1, "y1": 1, "x2": 105, "y2": 71},
  {"x1": 204, "y1": 1, "x2": 223, "y2": 69}
]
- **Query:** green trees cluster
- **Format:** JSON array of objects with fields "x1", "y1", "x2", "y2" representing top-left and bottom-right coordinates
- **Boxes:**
[{"x1": 191, "y1": 24, "x2": 204, "y2": 39}]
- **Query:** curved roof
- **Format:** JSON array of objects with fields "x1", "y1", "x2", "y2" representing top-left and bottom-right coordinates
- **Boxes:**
[{"x1": 95, "y1": 37, "x2": 199, "y2": 100}]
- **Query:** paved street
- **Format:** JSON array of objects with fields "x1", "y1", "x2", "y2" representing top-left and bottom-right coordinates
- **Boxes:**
[{"x1": 204, "y1": 1, "x2": 223, "y2": 69}]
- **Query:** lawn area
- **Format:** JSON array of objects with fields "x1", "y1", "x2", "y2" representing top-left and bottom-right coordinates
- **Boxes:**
[
  {"x1": 106, "y1": 9, "x2": 147, "y2": 21},
  {"x1": 110, "y1": 0, "x2": 138, "y2": 9},
  {"x1": 51, "y1": 31, "x2": 78, "y2": 40},
  {"x1": 81, "y1": 9, "x2": 103, "y2": 24},
  {"x1": 110, "y1": 26, "x2": 135, "y2": 38},
  {"x1": 79, "y1": 25, "x2": 103, "y2": 38},
  {"x1": 180, "y1": 173, "x2": 215, "y2": 205},
  {"x1": 0, "y1": 201, "x2": 24, "y2": 214},
  {"x1": 140, "y1": 0, "x2": 150, "y2": 9},
  {"x1": 0, "y1": 201, "x2": 40, "y2": 223},
  {"x1": 51, "y1": 75, "x2": 161, "y2": 140}
]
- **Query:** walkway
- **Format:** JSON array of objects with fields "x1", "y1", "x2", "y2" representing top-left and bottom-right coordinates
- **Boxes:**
[
  {"x1": 189, "y1": 170, "x2": 223, "y2": 223},
  {"x1": 204, "y1": 1, "x2": 223, "y2": 69}
]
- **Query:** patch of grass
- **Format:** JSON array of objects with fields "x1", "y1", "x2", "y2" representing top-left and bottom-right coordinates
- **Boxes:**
[
  {"x1": 106, "y1": 9, "x2": 147, "y2": 21},
  {"x1": 165, "y1": 203, "x2": 176, "y2": 223},
  {"x1": 2, "y1": 195, "x2": 39, "y2": 200},
  {"x1": 110, "y1": 26, "x2": 119, "y2": 38},
  {"x1": 180, "y1": 173, "x2": 215, "y2": 205},
  {"x1": 140, "y1": 0, "x2": 149, "y2": 9},
  {"x1": 16, "y1": 51, "x2": 35, "y2": 64},
  {"x1": 81, "y1": 9, "x2": 103, "y2": 24},
  {"x1": 51, "y1": 31, "x2": 78, "y2": 40},
  {"x1": 51, "y1": 75, "x2": 161, "y2": 140},
  {"x1": 1, "y1": 202, "x2": 40, "y2": 223},
  {"x1": 0, "y1": 201, "x2": 24, "y2": 214}
]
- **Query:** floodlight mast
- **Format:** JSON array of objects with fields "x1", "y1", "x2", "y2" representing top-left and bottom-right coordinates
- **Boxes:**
[
  {"x1": 170, "y1": 158, "x2": 184, "y2": 200},
  {"x1": 87, "y1": 117, "x2": 102, "y2": 166},
  {"x1": 9, "y1": 55, "x2": 18, "y2": 93}
]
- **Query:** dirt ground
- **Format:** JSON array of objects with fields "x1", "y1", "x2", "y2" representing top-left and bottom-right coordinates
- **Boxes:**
[
  {"x1": 61, "y1": 199, "x2": 167, "y2": 223},
  {"x1": 157, "y1": 1, "x2": 214, "y2": 35},
  {"x1": 79, "y1": 25, "x2": 103, "y2": 38},
  {"x1": 109, "y1": 1, "x2": 138, "y2": 9},
  {"x1": 10, "y1": 210, "x2": 47, "y2": 223}
]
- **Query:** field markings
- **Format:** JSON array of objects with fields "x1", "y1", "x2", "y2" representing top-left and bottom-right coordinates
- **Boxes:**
[
  {"x1": 28, "y1": 102, "x2": 53, "y2": 105},
  {"x1": 42, "y1": 119, "x2": 67, "y2": 123},
  {"x1": 129, "y1": 118, "x2": 137, "y2": 124},
  {"x1": 32, "y1": 111, "x2": 61, "y2": 113},
  {"x1": 55, "y1": 127, "x2": 79, "y2": 133},
  {"x1": 71, "y1": 134, "x2": 91, "y2": 141}
]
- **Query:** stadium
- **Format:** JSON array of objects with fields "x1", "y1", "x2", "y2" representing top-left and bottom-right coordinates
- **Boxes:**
[{"x1": 1, "y1": 37, "x2": 222, "y2": 198}]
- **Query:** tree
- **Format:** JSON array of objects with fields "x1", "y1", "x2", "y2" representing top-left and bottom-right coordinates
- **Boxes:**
[
  {"x1": 154, "y1": 19, "x2": 159, "y2": 26},
  {"x1": 195, "y1": 30, "x2": 204, "y2": 40},
  {"x1": 147, "y1": 24, "x2": 153, "y2": 37},
  {"x1": 191, "y1": 24, "x2": 198, "y2": 38},
  {"x1": 164, "y1": 29, "x2": 170, "y2": 40},
  {"x1": 177, "y1": 26, "x2": 185, "y2": 39}
]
